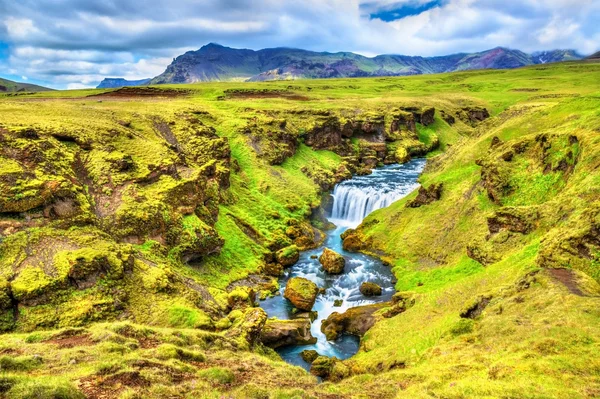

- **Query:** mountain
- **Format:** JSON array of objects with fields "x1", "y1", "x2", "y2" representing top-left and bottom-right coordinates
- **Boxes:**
[
  {"x1": 532, "y1": 49, "x2": 582, "y2": 63},
  {"x1": 0, "y1": 77, "x2": 53, "y2": 92},
  {"x1": 96, "y1": 78, "x2": 151, "y2": 89},
  {"x1": 586, "y1": 51, "x2": 600, "y2": 60},
  {"x1": 150, "y1": 44, "x2": 583, "y2": 84}
]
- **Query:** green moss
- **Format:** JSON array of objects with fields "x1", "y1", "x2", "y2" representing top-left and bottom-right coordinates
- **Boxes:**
[
  {"x1": 167, "y1": 305, "x2": 213, "y2": 330},
  {"x1": 198, "y1": 367, "x2": 235, "y2": 385},
  {"x1": 154, "y1": 343, "x2": 206, "y2": 362},
  {"x1": 5, "y1": 377, "x2": 84, "y2": 399}
]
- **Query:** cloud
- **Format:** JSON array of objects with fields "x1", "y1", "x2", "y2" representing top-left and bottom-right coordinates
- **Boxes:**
[{"x1": 0, "y1": 0, "x2": 598, "y2": 89}]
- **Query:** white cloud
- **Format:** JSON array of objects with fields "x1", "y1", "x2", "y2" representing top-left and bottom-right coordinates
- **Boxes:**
[{"x1": 0, "y1": 0, "x2": 598, "y2": 89}]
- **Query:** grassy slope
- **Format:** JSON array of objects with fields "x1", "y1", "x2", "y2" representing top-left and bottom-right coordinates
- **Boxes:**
[
  {"x1": 0, "y1": 61, "x2": 598, "y2": 398},
  {"x1": 0, "y1": 77, "x2": 53, "y2": 93},
  {"x1": 332, "y1": 62, "x2": 600, "y2": 397}
]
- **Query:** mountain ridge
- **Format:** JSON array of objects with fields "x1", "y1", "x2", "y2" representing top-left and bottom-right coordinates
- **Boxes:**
[{"x1": 148, "y1": 44, "x2": 583, "y2": 84}]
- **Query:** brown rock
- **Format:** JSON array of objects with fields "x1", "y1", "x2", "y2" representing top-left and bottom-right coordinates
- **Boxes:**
[
  {"x1": 359, "y1": 282, "x2": 382, "y2": 296},
  {"x1": 319, "y1": 248, "x2": 345, "y2": 274},
  {"x1": 310, "y1": 356, "x2": 349, "y2": 382},
  {"x1": 284, "y1": 277, "x2": 319, "y2": 311},
  {"x1": 406, "y1": 183, "x2": 443, "y2": 208},
  {"x1": 260, "y1": 318, "x2": 317, "y2": 348},
  {"x1": 320, "y1": 302, "x2": 389, "y2": 340}
]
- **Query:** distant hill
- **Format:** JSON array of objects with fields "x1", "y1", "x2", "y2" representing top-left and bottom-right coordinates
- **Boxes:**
[
  {"x1": 97, "y1": 78, "x2": 151, "y2": 89},
  {"x1": 149, "y1": 44, "x2": 584, "y2": 84},
  {"x1": 586, "y1": 51, "x2": 600, "y2": 60},
  {"x1": 0, "y1": 77, "x2": 53, "y2": 93}
]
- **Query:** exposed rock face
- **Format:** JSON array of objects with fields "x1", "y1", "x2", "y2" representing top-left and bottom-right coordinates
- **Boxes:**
[
  {"x1": 320, "y1": 302, "x2": 388, "y2": 340},
  {"x1": 359, "y1": 282, "x2": 382, "y2": 296},
  {"x1": 487, "y1": 207, "x2": 538, "y2": 235},
  {"x1": 284, "y1": 277, "x2": 319, "y2": 311},
  {"x1": 319, "y1": 248, "x2": 345, "y2": 274},
  {"x1": 458, "y1": 107, "x2": 490, "y2": 125},
  {"x1": 406, "y1": 183, "x2": 443, "y2": 208},
  {"x1": 260, "y1": 318, "x2": 317, "y2": 348},
  {"x1": 320, "y1": 293, "x2": 415, "y2": 341},
  {"x1": 401, "y1": 107, "x2": 436, "y2": 126},
  {"x1": 389, "y1": 111, "x2": 417, "y2": 136}
]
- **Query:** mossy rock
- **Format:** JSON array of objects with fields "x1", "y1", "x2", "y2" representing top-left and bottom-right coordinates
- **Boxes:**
[
  {"x1": 319, "y1": 248, "x2": 345, "y2": 274},
  {"x1": 275, "y1": 245, "x2": 300, "y2": 267},
  {"x1": 359, "y1": 282, "x2": 382, "y2": 296},
  {"x1": 283, "y1": 277, "x2": 319, "y2": 311}
]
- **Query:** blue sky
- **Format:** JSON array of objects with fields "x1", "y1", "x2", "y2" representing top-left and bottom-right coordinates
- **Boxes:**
[
  {"x1": 364, "y1": 0, "x2": 445, "y2": 21},
  {"x1": 0, "y1": 0, "x2": 598, "y2": 89}
]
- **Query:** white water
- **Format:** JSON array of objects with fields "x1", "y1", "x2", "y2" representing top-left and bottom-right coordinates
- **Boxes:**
[
  {"x1": 260, "y1": 158, "x2": 426, "y2": 369},
  {"x1": 329, "y1": 163, "x2": 424, "y2": 228}
]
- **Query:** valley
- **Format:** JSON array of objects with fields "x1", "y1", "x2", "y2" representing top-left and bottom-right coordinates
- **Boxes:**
[{"x1": 0, "y1": 59, "x2": 599, "y2": 398}]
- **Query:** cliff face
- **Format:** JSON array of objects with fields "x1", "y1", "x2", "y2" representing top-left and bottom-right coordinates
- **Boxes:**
[{"x1": 149, "y1": 44, "x2": 583, "y2": 84}]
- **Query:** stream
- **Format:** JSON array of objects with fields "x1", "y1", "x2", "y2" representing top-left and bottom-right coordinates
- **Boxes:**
[{"x1": 260, "y1": 158, "x2": 426, "y2": 370}]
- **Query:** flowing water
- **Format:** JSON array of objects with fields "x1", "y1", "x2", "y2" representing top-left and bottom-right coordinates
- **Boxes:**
[{"x1": 260, "y1": 158, "x2": 426, "y2": 370}]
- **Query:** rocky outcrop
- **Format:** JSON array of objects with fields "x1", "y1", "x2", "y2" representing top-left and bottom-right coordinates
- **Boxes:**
[
  {"x1": 406, "y1": 183, "x2": 443, "y2": 208},
  {"x1": 319, "y1": 248, "x2": 345, "y2": 274},
  {"x1": 458, "y1": 107, "x2": 490, "y2": 126},
  {"x1": 226, "y1": 308, "x2": 268, "y2": 349},
  {"x1": 487, "y1": 207, "x2": 538, "y2": 235},
  {"x1": 283, "y1": 277, "x2": 319, "y2": 311},
  {"x1": 359, "y1": 282, "x2": 382, "y2": 296},
  {"x1": 401, "y1": 107, "x2": 436, "y2": 126},
  {"x1": 259, "y1": 318, "x2": 317, "y2": 348}
]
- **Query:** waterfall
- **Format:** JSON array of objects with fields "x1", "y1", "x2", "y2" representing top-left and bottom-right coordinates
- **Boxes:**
[{"x1": 329, "y1": 160, "x2": 426, "y2": 227}]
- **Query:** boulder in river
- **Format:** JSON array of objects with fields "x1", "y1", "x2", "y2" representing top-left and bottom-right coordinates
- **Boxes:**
[
  {"x1": 321, "y1": 302, "x2": 388, "y2": 340},
  {"x1": 260, "y1": 318, "x2": 317, "y2": 348},
  {"x1": 360, "y1": 282, "x2": 382, "y2": 296},
  {"x1": 284, "y1": 277, "x2": 319, "y2": 311},
  {"x1": 319, "y1": 248, "x2": 345, "y2": 274}
]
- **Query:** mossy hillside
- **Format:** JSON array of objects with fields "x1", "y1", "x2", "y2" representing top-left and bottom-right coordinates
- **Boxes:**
[{"x1": 0, "y1": 61, "x2": 597, "y2": 397}]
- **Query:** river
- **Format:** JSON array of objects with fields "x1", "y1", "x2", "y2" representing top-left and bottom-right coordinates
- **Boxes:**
[{"x1": 260, "y1": 158, "x2": 426, "y2": 370}]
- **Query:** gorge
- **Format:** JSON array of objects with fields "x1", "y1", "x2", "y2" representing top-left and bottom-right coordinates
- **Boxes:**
[{"x1": 260, "y1": 159, "x2": 426, "y2": 368}]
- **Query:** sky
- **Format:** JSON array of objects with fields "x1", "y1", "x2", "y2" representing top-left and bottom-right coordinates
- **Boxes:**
[{"x1": 0, "y1": 0, "x2": 598, "y2": 89}]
